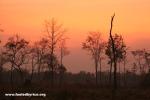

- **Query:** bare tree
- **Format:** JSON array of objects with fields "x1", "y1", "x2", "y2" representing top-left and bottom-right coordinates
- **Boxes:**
[
  {"x1": 132, "y1": 49, "x2": 150, "y2": 74},
  {"x1": 99, "y1": 56, "x2": 105, "y2": 85},
  {"x1": 108, "y1": 14, "x2": 117, "y2": 90},
  {"x1": 30, "y1": 50, "x2": 36, "y2": 82},
  {"x1": 107, "y1": 14, "x2": 126, "y2": 89},
  {"x1": 143, "y1": 49, "x2": 150, "y2": 71},
  {"x1": 82, "y1": 32, "x2": 105, "y2": 86},
  {"x1": 131, "y1": 49, "x2": 146, "y2": 74},
  {"x1": 44, "y1": 18, "x2": 66, "y2": 86},
  {"x1": 34, "y1": 38, "x2": 49, "y2": 79},
  {"x1": 0, "y1": 51, "x2": 7, "y2": 83},
  {"x1": 4, "y1": 34, "x2": 29, "y2": 85},
  {"x1": 122, "y1": 53, "x2": 127, "y2": 86},
  {"x1": 107, "y1": 14, "x2": 128, "y2": 100},
  {"x1": 58, "y1": 38, "x2": 69, "y2": 87}
]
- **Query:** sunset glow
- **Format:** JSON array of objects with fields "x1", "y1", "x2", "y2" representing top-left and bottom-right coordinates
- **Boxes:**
[{"x1": 0, "y1": 0, "x2": 150, "y2": 72}]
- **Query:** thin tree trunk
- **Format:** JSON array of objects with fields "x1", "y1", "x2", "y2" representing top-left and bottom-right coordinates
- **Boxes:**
[
  {"x1": 99, "y1": 59, "x2": 102, "y2": 86},
  {"x1": 118, "y1": 62, "x2": 121, "y2": 87},
  {"x1": 18, "y1": 67, "x2": 24, "y2": 84},
  {"x1": 95, "y1": 60, "x2": 98, "y2": 86},
  {"x1": 109, "y1": 14, "x2": 117, "y2": 100},
  {"x1": 113, "y1": 62, "x2": 117, "y2": 89},
  {"x1": 10, "y1": 64, "x2": 13, "y2": 89},
  {"x1": 51, "y1": 25, "x2": 54, "y2": 87},
  {"x1": 59, "y1": 48, "x2": 63, "y2": 87},
  {"x1": 109, "y1": 14, "x2": 117, "y2": 90},
  {"x1": 30, "y1": 57, "x2": 34, "y2": 82},
  {"x1": 38, "y1": 63, "x2": 41, "y2": 80},
  {"x1": 123, "y1": 60, "x2": 126, "y2": 87},
  {"x1": 109, "y1": 60, "x2": 113, "y2": 86}
]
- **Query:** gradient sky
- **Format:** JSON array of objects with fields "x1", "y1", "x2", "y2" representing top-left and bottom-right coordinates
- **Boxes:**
[{"x1": 0, "y1": 0, "x2": 150, "y2": 73}]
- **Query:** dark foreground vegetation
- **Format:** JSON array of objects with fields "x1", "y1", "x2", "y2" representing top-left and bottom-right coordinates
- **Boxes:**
[
  {"x1": 0, "y1": 70, "x2": 150, "y2": 100},
  {"x1": 1, "y1": 84, "x2": 150, "y2": 100}
]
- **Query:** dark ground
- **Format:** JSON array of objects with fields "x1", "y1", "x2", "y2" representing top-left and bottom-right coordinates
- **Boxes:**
[{"x1": 0, "y1": 83, "x2": 150, "y2": 100}]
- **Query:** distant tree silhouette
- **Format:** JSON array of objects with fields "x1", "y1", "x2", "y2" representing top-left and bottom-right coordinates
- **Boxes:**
[
  {"x1": 3, "y1": 34, "x2": 29, "y2": 85},
  {"x1": 99, "y1": 56, "x2": 105, "y2": 85},
  {"x1": 32, "y1": 38, "x2": 49, "y2": 80},
  {"x1": 132, "y1": 50, "x2": 145, "y2": 75},
  {"x1": 44, "y1": 18, "x2": 66, "y2": 86},
  {"x1": 144, "y1": 50, "x2": 150, "y2": 70},
  {"x1": 82, "y1": 32, "x2": 105, "y2": 86},
  {"x1": 0, "y1": 51, "x2": 7, "y2": 83},
  {"x1": 0, "y1": 27, "x2": 5, "y2": 83},
  {"x1": 58, "y1": 37, "x2": 69, "y2": 87},
  {"x1": 122, "y1": 52, "x2": 127, "y2": 86},
  {"x1": 131, "y1": 49, "x2": 150, "y2": 75},
  {"x1": 30, "y1": 50, "x2": 36, "y2": 82},
  {"x1": 44, "y1": 53, "x2": 59, "y2": 83}
]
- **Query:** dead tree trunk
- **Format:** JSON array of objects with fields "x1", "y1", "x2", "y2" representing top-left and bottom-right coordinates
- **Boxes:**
[
  {"x1": 109, "y1": 14, "x2": 117, "y2": 90},
  {"x1": 109, "y1": 14, "x2": 117, "y2": 100}
]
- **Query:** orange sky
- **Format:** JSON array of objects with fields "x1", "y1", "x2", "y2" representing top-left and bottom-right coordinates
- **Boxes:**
[{"x1": 0, "y1": 0, "x2": 150, "y2": 73}]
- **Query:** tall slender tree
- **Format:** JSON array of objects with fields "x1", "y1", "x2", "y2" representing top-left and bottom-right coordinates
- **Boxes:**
[
  {"x1": 58, "y1": 38, "x2": 69, "y2": 86},
  {"x1": 44, "y1": 18, "x2": 66, "y2": 86},
  {"x1": 106, "y1": 34, "x2": 127, "y2": 87},
  {"x1": 33, "y1": 38, "x2": 49, "y2": 80},
  {"x1": 82, "y1": 32, "x2": 105, "y2": 86}
]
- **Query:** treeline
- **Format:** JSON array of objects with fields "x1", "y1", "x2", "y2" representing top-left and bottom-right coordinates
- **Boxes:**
[
  {"x1": 0, "y1": 69, "x2": 141, "y2": 87},
  {"x1": 0, "y1": 18, "x2": 69, "y2": 87},
  {"x1": 0, "y1": 16, "x2": 150, "y2": 89}
]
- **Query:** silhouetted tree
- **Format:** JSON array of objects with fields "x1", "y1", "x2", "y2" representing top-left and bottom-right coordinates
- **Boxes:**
[
  {"x1": 106, "y1": 34, "x2": 127, "y2": 86},
  {"x1": 108, "y1": 13, "x2": 117, "y2": 100},
  {"x1": 44, "y1": 18, "x2": 66, "y2": 86},
  {"x1": 44, "y1": 53, "x2": 59, "y2": 84},
  {"x1": 3, "y1": 34, "x2": 29, "y2": 85},
  {"x1": 122, "y1": 53, "x2": 127, "y2": 86},
  {"x1": 99, "y1": 56, "x2": 105, "y2": 85},
  {"x1": 143, "y1": 49, "x2": 150, "y2": 71},
  {"x1": 58, "y1": 38, "x2": 69, "y2": 86},
  {"x1": 82, "y1": 32, "x2": 105, "y2": 86},
  {"x1": 32, "y1": 38, "x2": 49, "y2": 80},
  {"x1": 0, "y1": 51, "x2": 7, "y2": 83},
  {"x1": 131, "y1": 49, "x2": 147, "y2": 74},
  {"x1": 29, "y1": 47, "x2": 38, "y2": 82}
]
